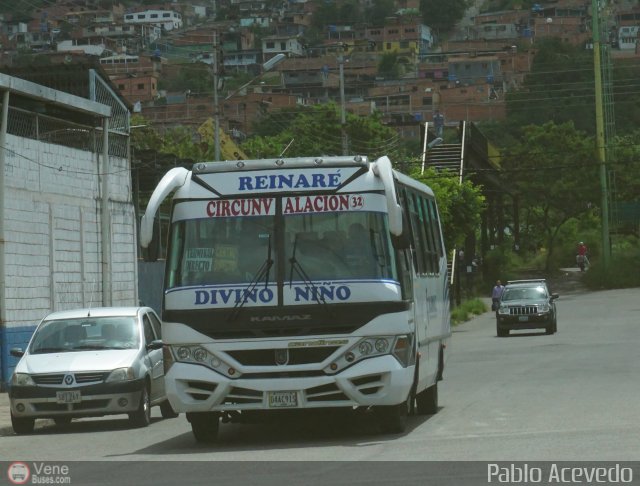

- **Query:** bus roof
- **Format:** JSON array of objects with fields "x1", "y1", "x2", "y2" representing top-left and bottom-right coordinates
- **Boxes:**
[{"x1": 192, "y1": 155, "x2": 370, "y2": 174}]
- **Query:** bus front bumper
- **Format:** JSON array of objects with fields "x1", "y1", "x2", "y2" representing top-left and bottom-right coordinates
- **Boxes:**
[{"x1": 164, "y1": 355, "x2": 414, "y2": 413}]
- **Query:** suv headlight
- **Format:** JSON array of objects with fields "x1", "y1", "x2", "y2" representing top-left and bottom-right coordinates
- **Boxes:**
[
  {"x1": 324, "y1": 335, "x2": 414, "y2": 374},
  {"x1": 171, "y1": 345, "x2": 239, "y2": 379},
  {"x1": 538, "y1": 303, "x2": 550, "y2": 313},
  {"x1": 498, "y1": 306, "x2": 510, "y2": 315},
  {"x1": 12, "y1": 373, "x2": 35, "y2": 386},
  {"x1": 106, "y1": 367, "x2": 135, "y2": 382}
]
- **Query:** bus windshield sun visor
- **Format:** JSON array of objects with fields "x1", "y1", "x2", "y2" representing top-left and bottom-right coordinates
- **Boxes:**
[{"x1": 228, "y1": 234, "x2": 274, "y2": 322}]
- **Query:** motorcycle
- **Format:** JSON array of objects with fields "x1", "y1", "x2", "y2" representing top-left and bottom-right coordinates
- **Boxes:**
[{"x1": 576, "y1": 254, "x2": 587, "y2": 272}]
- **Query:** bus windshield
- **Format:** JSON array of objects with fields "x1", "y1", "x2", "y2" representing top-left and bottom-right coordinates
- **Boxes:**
[
  {"x1": 286, "y1": 211, "x2": 397, "y2": 282},
  {"x1": 165, "y1": 200, "x2": 398, "y2": 290},
  {"x1": 166, "y1": 215, "x2": 276, "y2": 289}
]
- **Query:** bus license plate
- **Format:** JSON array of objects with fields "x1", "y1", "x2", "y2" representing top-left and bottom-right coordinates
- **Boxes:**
[
  {"x1": 268, "y1": 391, "x2": 298, "y2": 408},
  {"x1": 56, "y1": 391, "x2": 81, "y2": 404},
  {"x1": 518, "y1": 316, "x2": 529, "y2": 322}
]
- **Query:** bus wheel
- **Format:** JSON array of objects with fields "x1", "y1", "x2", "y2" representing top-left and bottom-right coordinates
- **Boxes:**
[
  {"x1": 415, "y1": 383, "x2": 438, "y2": 415},
  {"x1": 375, "y1": 396, "x2": 410, "y2": 434},
  {"x1": 187, "y1": 412, "x2": 220, "y2": 443}
]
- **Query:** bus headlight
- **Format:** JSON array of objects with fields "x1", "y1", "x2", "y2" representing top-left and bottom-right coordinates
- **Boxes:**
[
  {"x1": 170, "y1": 345, "x2": 239, "y2": 379},
  {"x1": 324, "y1": 335, "x2": 413, "y2": 374}
]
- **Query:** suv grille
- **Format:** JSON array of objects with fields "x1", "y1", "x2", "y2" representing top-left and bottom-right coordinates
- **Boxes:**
[{"x1": 508, "y1": 305, "x2": 538, "y2": 315}]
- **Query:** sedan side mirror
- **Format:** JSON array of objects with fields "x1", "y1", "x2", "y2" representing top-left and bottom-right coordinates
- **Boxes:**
[
  {"x1": 147, "y1": 339, "x2": 164, "y2": 351},
  {"x1": 10, "y1": 348, "x2": 24, "y2": 358}
]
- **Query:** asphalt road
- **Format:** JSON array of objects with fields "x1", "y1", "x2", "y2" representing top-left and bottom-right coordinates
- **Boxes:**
[{"x1": 1, "y1": 285, "x2": 639, "y2": 484}]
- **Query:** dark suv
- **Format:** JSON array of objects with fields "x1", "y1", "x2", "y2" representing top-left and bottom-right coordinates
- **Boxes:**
[{"x1": 496, "y1": 279, "x2": 559, "y2": 337}]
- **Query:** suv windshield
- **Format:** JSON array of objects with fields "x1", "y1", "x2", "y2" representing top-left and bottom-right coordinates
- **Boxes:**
[{"x1": 502, "y1": 286, "x2": 548, "y2": 301}]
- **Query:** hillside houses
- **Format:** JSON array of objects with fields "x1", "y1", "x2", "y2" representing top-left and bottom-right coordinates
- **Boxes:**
[{"x1": 1, "y1": 0, "x2": 639, "y2": 143}]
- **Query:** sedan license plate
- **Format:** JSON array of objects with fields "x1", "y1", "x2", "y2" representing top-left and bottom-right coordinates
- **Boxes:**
[
  {"x1": 56, "y1": 390, "x2": 81, "y2": 404},
  {"x1": 268, "y1": 391, "x2": 298, "y2": 408},
  {"x1": 518, "y1": 316, "x2": 529, "y2": 322}
]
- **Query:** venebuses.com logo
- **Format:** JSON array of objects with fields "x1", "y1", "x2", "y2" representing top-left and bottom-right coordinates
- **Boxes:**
[
  {"x1": 7, "y1": 462, "x2": 30, "y2": 485},
  {"x1": 7, "y1": 461, "x2": 72, "y2": 484}
]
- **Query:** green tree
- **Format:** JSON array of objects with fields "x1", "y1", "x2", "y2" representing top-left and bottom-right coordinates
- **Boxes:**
[
  {"x1": 505, "y1": 39, "x2": 596, "y2": 134},
  {"x1": 501, "y1": 122, "x2": 599, "y2": 270},
  {"x1": 411, "y1": 167, "x2": 486, "y2": 253},
  {"x1": 242, "y1": 103, "x2": 403, "y2": 160},
  {"x1": 419, "y1": 0, "x2": 468, "y2": 34},
  {"x1": 365, "y1": 0, "x2": 397, "y2": 27}
]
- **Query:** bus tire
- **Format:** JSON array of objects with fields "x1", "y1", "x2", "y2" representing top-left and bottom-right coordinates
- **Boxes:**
[
  {"x1": 416, "y1": 383, "x2": 438, "y2": 415},
  {"x1": 375, "y1": 395, "x2": 410, "y2": 434},
  {"x1": 188, "y1": 412, "x2": 220, "y2": 443}
]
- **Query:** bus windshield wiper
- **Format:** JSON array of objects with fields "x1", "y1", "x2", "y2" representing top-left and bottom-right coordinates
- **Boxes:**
[
  {"x1": 288, "y1": 234, "x2": 331, "y2": 311},
  {"x1": 229, "y1": 234, "x2": 273, "y2": 321}
]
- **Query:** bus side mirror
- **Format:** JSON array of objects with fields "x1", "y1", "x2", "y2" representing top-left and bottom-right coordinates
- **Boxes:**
[
  {"x1": 141, "y1": 215, "x2": 160, "y2": 262},
  {"x1": 392, "y1": 210, "x2": 411, "y2": 250}
]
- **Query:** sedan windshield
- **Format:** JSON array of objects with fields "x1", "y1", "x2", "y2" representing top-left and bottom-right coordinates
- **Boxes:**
[{"x1": 29, "y1": 317, "x2": 139, "y2": 353}]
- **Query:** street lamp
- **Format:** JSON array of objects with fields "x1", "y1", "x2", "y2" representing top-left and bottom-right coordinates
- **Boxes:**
[{"x1": 214, "y1": 53, "x2": 286, "y2": 160}]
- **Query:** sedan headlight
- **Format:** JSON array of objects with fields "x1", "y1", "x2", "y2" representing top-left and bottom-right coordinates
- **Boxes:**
[
  {"x1": 106, "y1": 367, "x2": 135, "y2": 382},
  {"x1": 11, "y1": 373, "x2": 35, "y2": 386}
]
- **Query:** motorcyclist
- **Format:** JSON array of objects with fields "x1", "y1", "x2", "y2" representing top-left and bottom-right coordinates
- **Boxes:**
[{"x1": 576, "y1": 241, "x2": 589, "y2": 270}]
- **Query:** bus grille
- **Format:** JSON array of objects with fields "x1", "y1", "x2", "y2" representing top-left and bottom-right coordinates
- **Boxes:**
[{"x1": 227, "y1": 347, "x2": 339, "y2": 366}]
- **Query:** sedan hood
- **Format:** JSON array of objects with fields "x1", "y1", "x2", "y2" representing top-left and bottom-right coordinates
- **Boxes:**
[{"x1": 17, "y1": 350, "x2": 140, "y2": 374}]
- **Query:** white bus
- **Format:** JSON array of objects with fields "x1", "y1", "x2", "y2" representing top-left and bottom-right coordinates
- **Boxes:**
[{"x1": 140, "y1": 155, "x2": 450, "y2": 442}]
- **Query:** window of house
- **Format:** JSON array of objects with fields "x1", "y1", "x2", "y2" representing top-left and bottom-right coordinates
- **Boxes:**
[
  {"x1": 400, "y1": 41, "x2": 409, "y2": 48},
  {"x1": 137, "y1": 83, "x2": 144, "y2": 90},
  {"x1": 118, "y1": 84, "x2": 125, "y2": 90},
  {"x1": 163, "y1": 12, "x2": 171, "y2": 18},
  {"x1": 126, "y1": 14, "x2": 133, "y2": 20},
  {"x1": 422, "y1": 97, "x2": 432, "y2": 106},
  {"x1": 266, "y1": 42, "x2": 275, "y2": 49},
  {"x1": 151, "y1": 14, "x2": 158, "y2": 18},
  {"x1": 386, "y1": 42, "x2": 391, "y2": 50},
  {"x1": 137, "y1": 14, "x2": 145, "y2": 19},
  {"x1": 388, "y1": 29, "x2": 398, "y2": 34}
]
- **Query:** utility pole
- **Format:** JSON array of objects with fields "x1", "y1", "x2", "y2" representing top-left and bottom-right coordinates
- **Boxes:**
[
  {"x1": 338, "y1": 46, "x2": 348, "y2": 156},
  {"x1": 592, "y1": 0, "x2": 611, "y2": 267},
  {"x1": 213, "y1": 30, "x2": 221, "y2": 161}
]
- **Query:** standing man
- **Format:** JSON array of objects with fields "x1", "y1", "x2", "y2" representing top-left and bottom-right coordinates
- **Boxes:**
[
  {"x1": 433, "y1": 109, "x2": 445, "y2": 138},
  {"x1": 491, "y1": 280, "x2": 504, "y2": 311}
]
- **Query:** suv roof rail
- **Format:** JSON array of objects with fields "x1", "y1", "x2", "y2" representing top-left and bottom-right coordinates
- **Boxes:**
[{"x1": 506, "y1": 279, "x2": 547, "y2": 285}]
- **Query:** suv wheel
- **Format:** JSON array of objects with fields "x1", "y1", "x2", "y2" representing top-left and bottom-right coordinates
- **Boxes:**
[{"x1": 497, "y1": 326, "x2": 508, "y2": 337}]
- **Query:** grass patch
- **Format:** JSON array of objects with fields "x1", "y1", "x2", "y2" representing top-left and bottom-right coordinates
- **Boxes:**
[
  {"x1": 583, "y1": 250, "x2": 640, "y2": 290},
  {"x1": 451, "y1": 298, "x2": 488, "y2": 325}
]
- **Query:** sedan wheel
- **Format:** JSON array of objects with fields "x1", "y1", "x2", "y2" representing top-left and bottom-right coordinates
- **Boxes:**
[
  {"x1": 129, "y1": 384, "x2": 151, "y2": 428},
  {"x1": 11, "y1": 413, "x2": 35, "y2": 435},
  {"x1": 160, "y1": 400, "x2": 179, "y2": 419}
]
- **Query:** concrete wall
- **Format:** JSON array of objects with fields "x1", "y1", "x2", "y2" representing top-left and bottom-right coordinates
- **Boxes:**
[{"x1": 0, "y1": 134, "x2": 137, "y2": 387}]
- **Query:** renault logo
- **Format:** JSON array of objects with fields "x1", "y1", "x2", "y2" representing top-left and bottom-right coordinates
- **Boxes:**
[
  {"x1": 274, "y1": 349, "x2": 289, "y2": 366},
  {"x1": 64, "y1": 374, "x2": 74, "y2": 385}
]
